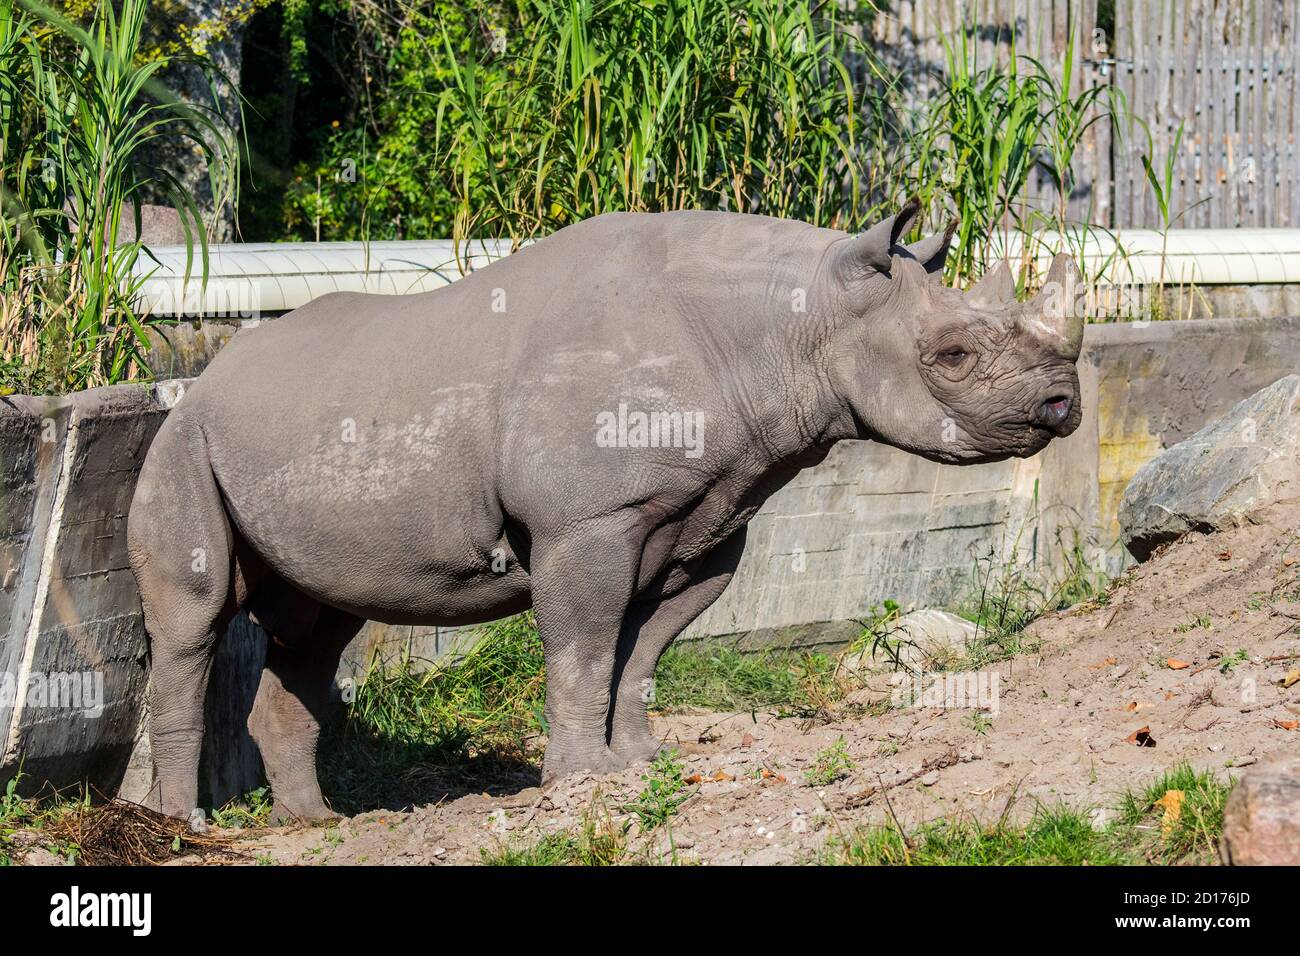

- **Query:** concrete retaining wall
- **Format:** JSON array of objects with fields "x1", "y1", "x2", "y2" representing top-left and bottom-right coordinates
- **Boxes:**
[
  {"x1": 0, "y1": 385, "x2": 171, "y2": 796},
  {"x1": 4, "y1": 315, "x2": 1300, "y2": 805}
]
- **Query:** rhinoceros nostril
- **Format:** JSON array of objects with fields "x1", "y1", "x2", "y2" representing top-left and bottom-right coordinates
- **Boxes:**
[{"x1": 1040, "y1": 396, "x2": 1072, "y2": 426}]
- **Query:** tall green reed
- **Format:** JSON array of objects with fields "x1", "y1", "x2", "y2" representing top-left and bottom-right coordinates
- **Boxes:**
[
  {"x1": 0, "y1": 0, "x2": 229, "y2": 394},
  {"x1": 908, "y1": 20, "x2": 1122, "y2": 286},
  {"x1": 426, "y1": 4, "x2": 1123, "y2": 290},
  {"x1": 435, "y1": 0, "x2": 883, "y2": 247}
]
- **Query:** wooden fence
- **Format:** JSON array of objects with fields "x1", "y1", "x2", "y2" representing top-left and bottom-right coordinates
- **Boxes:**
[
  {"x1": 866, "y1": 0, "x2": 1300, "y2": 229},
  {"x1": 1113, "y1": 0, "x2": 1299, "y2": 228}
]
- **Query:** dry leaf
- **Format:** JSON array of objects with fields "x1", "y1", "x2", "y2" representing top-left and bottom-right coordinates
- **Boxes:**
[
  {"x1": 740, "y1": 732, "x2": 754, "y2": 748},
  {"x1": 1126, "y1": 725, "x2": 1156, "y2": 747},
  {"x1": 1217, "y1": 550, "x2": 1232, "y2": 561},
  {"x1": 1154, "y1": 789, "x2": 1185, "y2": 834},
  {"x1": 1090, "y1": 656, "x2": 1118, "y2": 670},
  {"x1": 1272, "y1": 719, "x2": 1299, "y2": 731},
  {"x1": 711, "y1": 770, "x2": 734, "y2": 782},
  {"x1": 683, "y1": 773, "x2": 703, "y2": 784},
  {"x1": 1125, "y1": 701, "x2": 1140, "y2": 712},
  {"x1": 1285, "y1": 556, "x2": 1295, "y2": 568},
  {"x1": 1282, "y1": 669, "x2": 1300, "y2": 689},
  {"x1": 759, "y1": 768, "x2": 787, "y2": 783},
  {"x1": 1167, "y1": 659, "x2": 1191, "y2": 670}
]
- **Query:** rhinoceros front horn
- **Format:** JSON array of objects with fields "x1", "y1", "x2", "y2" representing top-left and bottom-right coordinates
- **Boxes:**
[{"x1": 1021, "y1": 253, "x2": 1085, "y2": 360}]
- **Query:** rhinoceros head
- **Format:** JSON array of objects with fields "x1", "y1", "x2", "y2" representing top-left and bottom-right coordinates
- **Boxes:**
[{"x1": 823, "y1": 200, "x2": 1084, "y2": 464}]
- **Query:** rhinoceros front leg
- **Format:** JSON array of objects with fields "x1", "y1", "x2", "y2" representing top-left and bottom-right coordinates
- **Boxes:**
[
  {"x1": 608, "y1": 529, "x2": 746, "y2": 763},
  {"x1": 532, "y1": 522, "x2": 642, "y2": 784}
]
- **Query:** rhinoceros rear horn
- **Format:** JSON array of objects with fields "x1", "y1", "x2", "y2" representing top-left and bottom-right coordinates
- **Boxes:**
[
  {"x1": 966, "y1": 260, "x2": 1018, "y2": 307},
  {"x1": 1023, "y1": 253, "x2": 1085, "y2": 359},
  {"x1": 842, "y1": 197, "x2": 922, "y2": 276}
]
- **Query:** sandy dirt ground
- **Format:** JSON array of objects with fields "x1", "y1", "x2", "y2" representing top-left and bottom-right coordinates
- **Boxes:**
[
  {"x1": 172, "y1": 503, "x2": 1296, "y2": 866},
  {"x1": 19, "y1": 506, "x2": 1295, "y2": 866}
]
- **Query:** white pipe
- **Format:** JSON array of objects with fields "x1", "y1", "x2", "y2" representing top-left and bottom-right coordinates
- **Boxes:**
[
  {"x1": 134, "y1": 230, "x2": 1300, "y2": 317},
  {"x1": 993, "y1": 228, "x2": 1300, "y2": 285},
  {"x1": 134, "y1": 239, "x2": 515, "y2": 318}
]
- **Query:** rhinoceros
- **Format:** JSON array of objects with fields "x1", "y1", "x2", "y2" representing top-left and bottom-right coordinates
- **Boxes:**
[{"x1": 128, "y1": 201, "x2": 1083, "y2": 821}]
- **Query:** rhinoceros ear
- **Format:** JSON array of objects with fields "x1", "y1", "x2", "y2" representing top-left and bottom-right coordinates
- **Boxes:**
[
  {"x1": 841, "y1": 197, "x2": 922, "y2": 276},
  {"x1": 901, "y1": 218, "x2": 958, "y2": 282}
]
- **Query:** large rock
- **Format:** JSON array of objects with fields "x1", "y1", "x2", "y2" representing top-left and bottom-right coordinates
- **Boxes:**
[
  {"x1": 842, "y1": 608, "x2": 978, "y2": 672},
  {"x1": 1221, "y1": 751, "x2": 1300, "y2": 865},
  {"x1": 1120, "y1": 374, "x2": 1300, "y2": 561}
]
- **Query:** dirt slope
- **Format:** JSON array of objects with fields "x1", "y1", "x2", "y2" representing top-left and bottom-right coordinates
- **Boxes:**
[{"x1": 204, "y1": 505, "x2": 1300, "y2": 865}]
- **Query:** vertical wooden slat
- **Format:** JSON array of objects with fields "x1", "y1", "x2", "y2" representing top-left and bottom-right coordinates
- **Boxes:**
[
  {"x1": 1249, "y1": 0, "x2": 1263, "y2": 226},
  {"x1": 1216, "y1": 1, "x2": 1230, "y2": 227},
  {"x1": 1088, "y1": 0, "x2": 1113, "y2": 225},
  {"x1": 1159, "y1": 0, "x2": 1175, "y2": 224},
  {"x1": 1117, "y1": 0, "x2": 1134, "y2": 230},
  {"x1": 1178, "y1": 0, "x2": 1198, "y2": 227},
  {"x1": 1286, "y1": 2, "x2": 1298, "y2": 227},
  {"x1": 1135, "y1": 0, "x2": 1150, "y2": 225},
  {"x1": 1194, "y1": 0, "x2": 1211, "y2": 225},
  {"x1": 1206, "y1": 1, "x2": 1219, "y2": 227}
]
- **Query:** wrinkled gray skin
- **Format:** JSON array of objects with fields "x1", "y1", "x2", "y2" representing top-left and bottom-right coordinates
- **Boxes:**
[{"x1": 128, "y1": 202, "x2": 1083, "y2": 822}]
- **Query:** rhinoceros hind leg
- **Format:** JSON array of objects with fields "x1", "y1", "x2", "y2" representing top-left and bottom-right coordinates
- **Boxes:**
[
  {"x1": 129, "y1": 414, "x2": 240, "y2": 820},
  {"x1": 247, "y1": 598, "x2": 363, "y2": 825}
]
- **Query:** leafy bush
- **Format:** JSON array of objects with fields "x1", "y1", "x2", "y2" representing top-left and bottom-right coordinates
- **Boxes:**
[
  {"x1": 437, "y1": 0, "x2": 879, "y2": 242},
  {"x1": 804, "y1": 736, "x2": 855, "y2": 787},
  {"x1": 274, "y1": 0, "x2": 510, "y2": 241}
]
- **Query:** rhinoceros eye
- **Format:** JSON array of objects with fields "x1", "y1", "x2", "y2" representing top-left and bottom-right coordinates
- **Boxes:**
[{"x1": 936, "y1": 346, "x2": 969, "y2": 369}]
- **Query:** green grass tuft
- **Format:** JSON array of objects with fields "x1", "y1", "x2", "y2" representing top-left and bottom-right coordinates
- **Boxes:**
[
  {"x1": 621, "y1": 750, "x2": 694, "y2": 833},
  {"x1": 805, "y1": 737, "x2": 856, "y2": 788},
  {"x1": 319, "y1": 613, "x2": 545, "y2": 813},
  {"x1": 481, "y1": 795, "x2": 627, "y2": 866},
  {"x1": 953, "y1": 518, "x2": 1111, "y2": 670},
  {"x1": 655, "y1": 643, "x2": 841, "y2": 714},
  {"x1": 1117, "y1": 762, "x2": 1233, "y2": 863},
  {"x1": 826, "y1": 763, "x2": 1235, "y2": 866},
  {"x1": 210, "y1": 787, "x2": 273, "y2": 829},
  {"x1": 0, "y1": 772, "x2": 89, "y2": 864},
  {"x1": 825, "y1": 804, "x2": 1142, "y2": 866}
]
